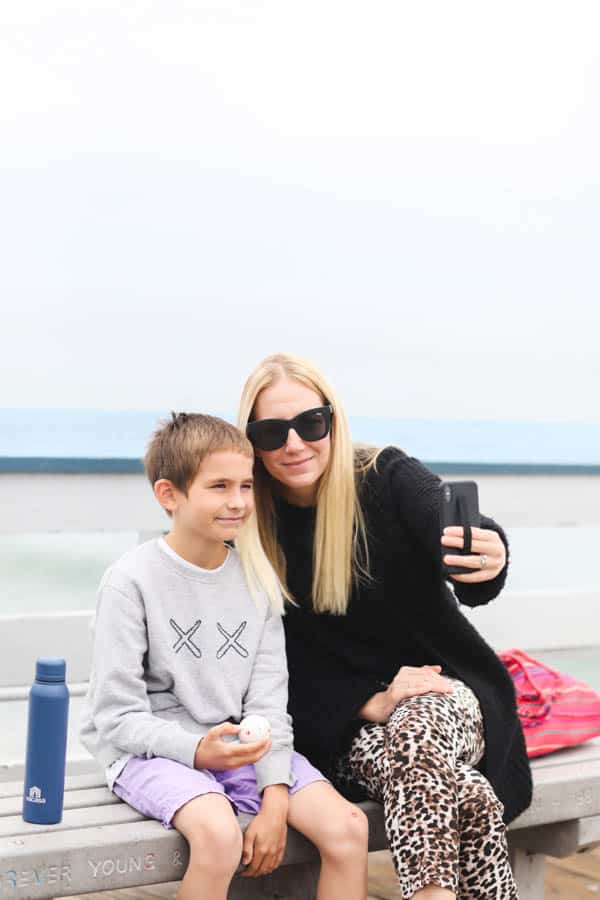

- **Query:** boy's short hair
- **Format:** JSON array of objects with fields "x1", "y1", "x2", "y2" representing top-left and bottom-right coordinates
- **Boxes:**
[{"x1": 144, "y1": 412, "x2": 253, "y2": 495}]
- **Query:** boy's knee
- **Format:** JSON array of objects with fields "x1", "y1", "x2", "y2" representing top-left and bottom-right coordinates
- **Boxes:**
[
  {"x1": 193, "y1": 817, "x2": 242, "y2": 857},
  {"x1": 176, "y1": 798, "x2": 242, "y2": 870},
  {"x1": 320, "y1": 805, "x2": 369, "y2": 859}
]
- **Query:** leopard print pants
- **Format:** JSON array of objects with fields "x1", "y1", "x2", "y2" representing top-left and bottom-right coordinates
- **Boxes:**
[{"x1": 333, "y1": 679, "x2": 518, "y2": 899}]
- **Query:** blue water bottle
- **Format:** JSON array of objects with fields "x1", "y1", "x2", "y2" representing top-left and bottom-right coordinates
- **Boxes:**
[{"x1": 22, "y1": 657, "x2": 69, "y2": 824}]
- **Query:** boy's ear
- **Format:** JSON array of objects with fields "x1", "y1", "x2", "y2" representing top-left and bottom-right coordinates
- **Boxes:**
[{"x1": 154, "y1": 479, "x2": 179, "y2": 514}]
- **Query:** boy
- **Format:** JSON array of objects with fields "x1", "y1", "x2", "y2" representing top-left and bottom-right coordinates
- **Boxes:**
[{"x1": 81, "y1": 413, "x2": 368, "y2": 900}]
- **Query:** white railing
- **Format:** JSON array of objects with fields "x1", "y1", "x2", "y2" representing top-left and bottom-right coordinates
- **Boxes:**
[
  {"x1": 1, "y1": 468, "x2": 598, "y2": 770},
  {"x1": 3, "y1": 470, "x2": 600, "y2": 532}
]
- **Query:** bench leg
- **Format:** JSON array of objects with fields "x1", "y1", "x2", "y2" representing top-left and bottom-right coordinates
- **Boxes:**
[
  {"x1": 229, "y1": 859, "x2": 320, "y2": 900},
  {"x1": 510, "y1": 847, "x2": 546, "y2": 900}
]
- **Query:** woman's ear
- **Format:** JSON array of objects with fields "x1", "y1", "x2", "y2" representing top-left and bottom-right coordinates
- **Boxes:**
[{"x1": 154, "y1": 478, "x2": 179, "y2": 514}]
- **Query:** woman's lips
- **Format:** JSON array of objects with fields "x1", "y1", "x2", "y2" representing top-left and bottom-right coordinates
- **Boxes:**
[{"x1": 283, "y1": 457, "x2": 313, "y2": 469}]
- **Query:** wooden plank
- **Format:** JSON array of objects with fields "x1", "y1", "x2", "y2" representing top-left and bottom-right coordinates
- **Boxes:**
[
  {"x1": 0, "y1": 803, "x2": 145, "y2": 839},
  {"x1": 0, "y1": 819, "x2": 305, "y2": 899},
  {"x1": 0, "y1": 819, "x2": 185, "y2": 899},
  {"x1": 47, "y1": 846, "x2": 600, "y2": 900},
  {"x1": 545, "y1": 862, "x2": 600, "y2": 899},
  {"x1": 510, "y1": 752, "x2": 600, "y2": 829},
  {"x1": 0, "y1": 773, "x2": 105, "y2": 800},
  {"x1": 529, "y1": 740, "x2": 600, "y2": 770},
  {"x1": 549, "y1": 849, "x2": 600, "y2": 880},
  {"x1": 509, "y1": 816, "x2": 600, "y2": 858},
  {"x1": 0, "y1": 759, "x2": 100, "y2": 785},
  {"x1": 0, "y1": 788, "x2": 118, "y2": 818},
  {"x1": 0, "y1": 803, "x2": 388, "y2": 899}
]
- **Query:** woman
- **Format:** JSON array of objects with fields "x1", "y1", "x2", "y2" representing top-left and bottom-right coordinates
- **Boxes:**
[{"x1": 236, "y1": 353, "x2": 532, "y2": 900}]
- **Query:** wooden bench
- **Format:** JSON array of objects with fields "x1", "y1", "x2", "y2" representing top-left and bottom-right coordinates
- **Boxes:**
[
  {"x1": 0, "y1": 741, "x2": 599, "y2": 900},
  {"x1": 2, "y1": 605, "x2": 600, "y2": 900}
]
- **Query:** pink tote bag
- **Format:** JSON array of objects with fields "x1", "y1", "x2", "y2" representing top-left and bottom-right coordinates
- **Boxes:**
[{"x1": 499, "y1": 648, "x2": 600, "y2": 758}]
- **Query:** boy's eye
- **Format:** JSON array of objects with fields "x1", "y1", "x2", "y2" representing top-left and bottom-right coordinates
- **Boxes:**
[{"x1": 211, "y1": 483, "x2": 226, "y2": 489}]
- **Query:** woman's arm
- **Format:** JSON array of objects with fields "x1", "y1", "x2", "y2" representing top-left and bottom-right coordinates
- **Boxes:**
[{"x1": 385, "y1": 448, "x2": 509, "y2": 607}]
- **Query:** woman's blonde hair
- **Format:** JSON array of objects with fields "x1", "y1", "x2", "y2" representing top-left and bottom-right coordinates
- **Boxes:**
[{"x1": 236, "y1": 353, "x2": 380, "y2": 615}]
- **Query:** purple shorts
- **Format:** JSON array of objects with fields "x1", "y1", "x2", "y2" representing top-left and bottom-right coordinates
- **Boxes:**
[{"x1": 113, "y1": 752, "x2": 327, "y2": 828}]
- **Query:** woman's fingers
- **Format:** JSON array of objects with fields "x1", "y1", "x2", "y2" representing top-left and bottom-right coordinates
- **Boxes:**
[
  {"x1": 390, "y1": 666, "x2": 453, "y2": 701},
  {"x1": 441, "y1": 535, "x2": 496, "y2": 554},
  {"x1": 450, "y1": 569, "x2": 498, "y2": 583},
  {"x1": 442, "y1": 526, "x2": 506, "y2": 581},
  {"x1": 443, "y1": 553, "x2": 498, "y2": 570},
  {"x1": 442, "y1": 528, "x2": 505, "y2": 558},
  {"x1": 443, "y1": 526, "x2": 498, "y2": 541},
  {"x1": 441, "y1": 532, "x2": 503, "y2": 553},
  {"x1": 391, "y1": 681, "x2": 450, "y2": 704}
]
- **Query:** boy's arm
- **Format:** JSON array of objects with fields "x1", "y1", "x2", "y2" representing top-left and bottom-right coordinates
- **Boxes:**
[
  {"x1": 87, "y1": 581, "x2": 200, "y2": 767},
  {"x1": 242, "y1": 608, "x2": 294, "y2": 794}
]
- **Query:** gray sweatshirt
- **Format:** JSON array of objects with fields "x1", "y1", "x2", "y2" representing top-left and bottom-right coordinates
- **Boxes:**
[{"x1": 80, "y1": 538, "x2": 294, "y2": 794}]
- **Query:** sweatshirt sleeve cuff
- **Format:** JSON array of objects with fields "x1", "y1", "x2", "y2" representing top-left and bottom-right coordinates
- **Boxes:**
[
  {"x1": 254, "y1": 749, "x2": 295, "y2": 794},
  {"x1": 156, "y1": 729, "x2": 201, "y2": 770}
]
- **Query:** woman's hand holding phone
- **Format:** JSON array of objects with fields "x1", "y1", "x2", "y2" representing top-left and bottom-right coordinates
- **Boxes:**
[{"x1": 441, "y1": 526, "x2": 506, "y2": 583}]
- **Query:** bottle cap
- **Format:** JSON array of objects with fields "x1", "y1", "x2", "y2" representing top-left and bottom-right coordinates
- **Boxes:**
[{"x1": 35, "y1": 657, "x2": 66, "y2": 683}]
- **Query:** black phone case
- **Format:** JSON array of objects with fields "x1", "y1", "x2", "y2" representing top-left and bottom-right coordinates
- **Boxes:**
[{"x1": 439, "y1": 481, "x2": 481, "y2": 575}]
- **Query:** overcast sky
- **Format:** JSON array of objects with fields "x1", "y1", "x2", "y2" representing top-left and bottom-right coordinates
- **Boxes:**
[{"x1": 1, "y1": 1, "x2": 599, "y2": 422}]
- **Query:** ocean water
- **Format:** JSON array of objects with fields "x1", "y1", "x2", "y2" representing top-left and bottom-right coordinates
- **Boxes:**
[
  {"x1": 0, "y1": 532, "x2": 137, "y2": 615},
  {"x1": 1, "y1": 527, "x2": 599, "y2": 616}
]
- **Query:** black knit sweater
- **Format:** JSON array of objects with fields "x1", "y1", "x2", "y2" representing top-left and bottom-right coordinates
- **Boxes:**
[{"x1": 276, "y1": 446, "x2": 532, "y2": 825}]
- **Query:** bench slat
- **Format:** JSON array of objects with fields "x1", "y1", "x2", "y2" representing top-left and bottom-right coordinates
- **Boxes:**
[
  {"x1": 0, "y1": 803, "x2": 145, "y2": 839},
  {"x1": 509, "y1": 815, "x2": 600, "y2": 857},
  {"x1": 529, "y1": 740, "x2": 600, "y2": 770},
  {"x1": 0, "y1": 788, "x2": 118, "y2": 818},
  {"x1": 0, "y1": 803, "x2": 388, "y2": 900},
  {"x1": 0, "y1": 773, "x2": 106, "y2": 800},
  {"x1": 0, "y1": 819, "x2": 184, "y2": 899},
  {"x1": 507, "y1": 743, "x2": 600, "y2": 830},
  {"x1": 580, "y1": 814, "x2": 600, "y2": 849}
]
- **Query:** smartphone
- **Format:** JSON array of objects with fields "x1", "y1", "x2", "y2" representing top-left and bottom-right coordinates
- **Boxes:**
[{"x1": 439, "y1": 480, "x2": 481, "y2": 575}]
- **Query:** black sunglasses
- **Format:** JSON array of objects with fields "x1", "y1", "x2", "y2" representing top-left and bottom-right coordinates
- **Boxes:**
[{"x1": 246, "y1": 405, "x2": 333, "y2": 452}]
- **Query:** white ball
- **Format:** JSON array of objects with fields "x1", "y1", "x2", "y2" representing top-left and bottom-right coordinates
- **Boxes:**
[{"x1": 239, "y1": 715, "x2": 271, "y2": 743}]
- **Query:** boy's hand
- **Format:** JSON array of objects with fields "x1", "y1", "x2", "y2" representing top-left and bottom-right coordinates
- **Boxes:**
[
  {"x1": 240, "y1": 785, "x2": 288, "y2": 877},
  {"x1": 194, "y1": 722, "x2": 271, "y2": 770}
]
